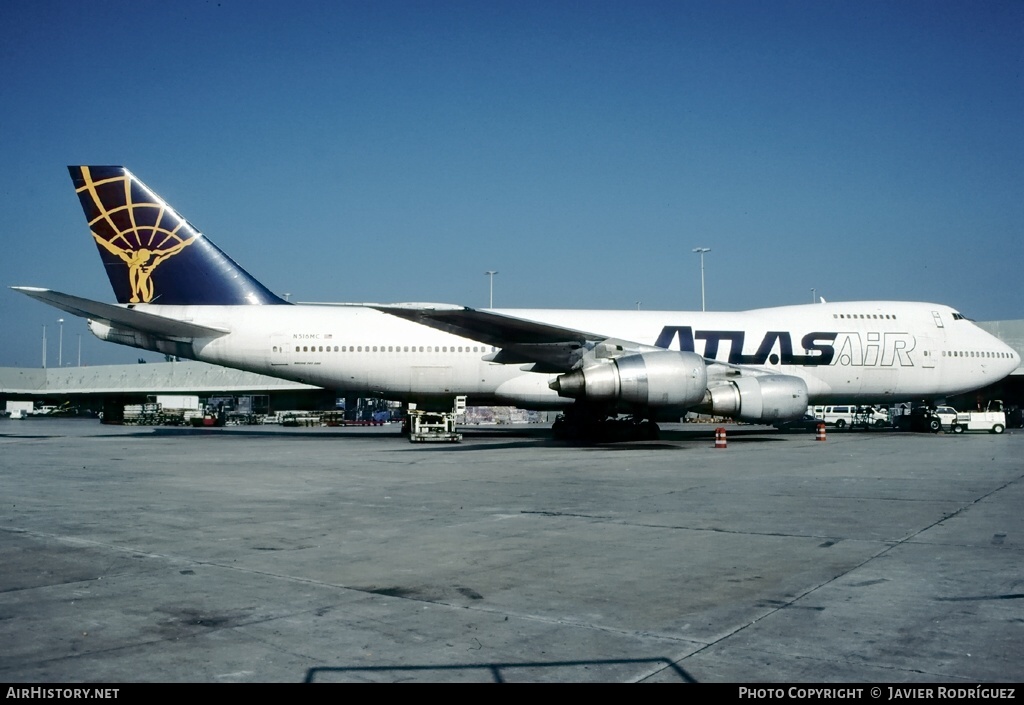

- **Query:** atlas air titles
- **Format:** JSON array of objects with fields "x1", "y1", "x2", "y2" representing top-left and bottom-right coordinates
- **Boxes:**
[{"x1": 654, "y1": 326, "x2": 917, "y2": 367}]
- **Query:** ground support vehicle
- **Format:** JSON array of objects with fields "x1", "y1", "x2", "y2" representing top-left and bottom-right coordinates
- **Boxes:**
[
  {"x1": 852, "y1": 406, "x2": 890, "y2": 428},
  {"x1": 812, "y1": 405, "x2": 889, "y2": 429},
  {"x1": 774, "y1": 413, "x2": 826, "y2": 432},
  {"x1": 405, "y1": 397, "x2": 465, "y2": 443},
  {"x1": 951, "y1": 403, "x2": 1007, "y2": 434}
]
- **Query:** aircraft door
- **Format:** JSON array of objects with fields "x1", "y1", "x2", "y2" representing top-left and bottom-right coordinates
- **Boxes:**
[
  {"x1": 919, "y1": 337, "x2": 937, "y2": 369},
  {"x1": 270, "y1": 334, "x2": 291, "y2": 366},
  {"x1": 412, "y1": 366, "x2": 453, "y2": 393}
]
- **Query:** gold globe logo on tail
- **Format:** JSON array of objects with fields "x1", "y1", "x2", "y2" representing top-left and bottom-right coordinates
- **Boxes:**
[{"x1": 77, "y1": 166, "x2": 196, "y2": 303}]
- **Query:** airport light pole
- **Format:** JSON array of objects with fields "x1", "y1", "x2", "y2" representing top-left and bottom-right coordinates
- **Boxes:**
[
  {"x1": 58, "y1": 318, "x2": 64, "y2": 367},
  {"x1": 42, "y1": 325, "x2": 47, "y2": 369},
  {"x1": 485, "y1": 271, "x2": 498, "y2": 308},
  {"x1": 811, "y1": 287, "x2": 816, "y2": 303},
  {"x1": 692, "y1": 247, "x2": 711, "y2": 312},
  {"x1": 77, "y1": 334, "x2": 82, "y2": 367}
]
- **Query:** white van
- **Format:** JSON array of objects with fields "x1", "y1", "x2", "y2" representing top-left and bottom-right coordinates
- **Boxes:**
[
  {"x1": 812, "y1": 405, "x2": 889, "y2": 429},
  {"x1": 813, "y1": 405, "x2": 856, "y2": 429}
]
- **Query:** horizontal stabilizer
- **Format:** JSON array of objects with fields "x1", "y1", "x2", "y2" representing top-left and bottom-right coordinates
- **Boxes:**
[{"x1": 12, "y1": 287, "x2": 229, "y2": 339}]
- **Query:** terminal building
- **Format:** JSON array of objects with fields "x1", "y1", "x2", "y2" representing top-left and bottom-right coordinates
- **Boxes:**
[
  {"x1": 2, "y1": 320, "x2": 1022, "y2": 421},
  {"x1": 0, "y1": 360, "x2": 334, "y2": 420}
]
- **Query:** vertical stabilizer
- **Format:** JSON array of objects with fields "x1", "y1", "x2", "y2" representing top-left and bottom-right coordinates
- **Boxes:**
[{"x1": 69, "y1": 166, "x2": 287, "y2": 306}]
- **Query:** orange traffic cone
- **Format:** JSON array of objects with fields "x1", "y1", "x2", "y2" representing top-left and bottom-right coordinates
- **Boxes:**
[
  {"x1": 815, "y1": 423, "x2": 827, "y2": 441},
  {"x1": 715, "y1": 427, "x2": 727, "y2": 449}
]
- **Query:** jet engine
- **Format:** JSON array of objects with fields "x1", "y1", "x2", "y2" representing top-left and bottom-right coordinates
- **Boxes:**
[
  {"x1": 549, "y1": 351, "x2": 707, "y2": 409},
  {"x1": 701, "y1": 375, "x2": 808, "y2": 423}
]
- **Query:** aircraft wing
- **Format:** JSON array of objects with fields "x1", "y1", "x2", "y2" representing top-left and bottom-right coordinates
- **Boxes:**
[
  {"x1": 369, "y1": 303, "x2": 660, "y2": 372},
  {"x1": 12, "y1": 287, "x2": 229, "y2": 339}
]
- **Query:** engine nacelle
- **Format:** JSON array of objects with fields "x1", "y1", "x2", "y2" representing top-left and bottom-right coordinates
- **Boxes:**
[
  {"x1": 549, "y1": 351, "x2": 707, "y2": 409},
  {"x1": 703, "y1": 375, "x2": 808, "y2": 423}
]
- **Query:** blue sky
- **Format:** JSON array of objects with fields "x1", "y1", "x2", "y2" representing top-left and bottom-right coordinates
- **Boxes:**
[{"x1": 1, "y1": 0, "x2": 1021, "y2": 367}]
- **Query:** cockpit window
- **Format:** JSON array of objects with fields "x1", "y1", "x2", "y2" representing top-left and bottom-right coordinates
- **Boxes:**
[{"x1": 951, "y1": 313, "x2": 974, "y2": 321}]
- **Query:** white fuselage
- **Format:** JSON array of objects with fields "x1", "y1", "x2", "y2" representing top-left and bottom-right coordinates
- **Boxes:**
[{"x1": 111, "y1": 301, "x2": 1019, "y2": 409}]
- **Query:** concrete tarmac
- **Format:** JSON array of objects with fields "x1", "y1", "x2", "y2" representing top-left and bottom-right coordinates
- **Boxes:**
[{"x1": 1, "y1": 418, "x2": 1021, "y2": 683}]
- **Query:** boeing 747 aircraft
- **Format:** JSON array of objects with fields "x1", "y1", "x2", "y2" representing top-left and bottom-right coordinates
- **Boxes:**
[{"x1": 14, "y1": 166, "x2": 1020, "y2": 439}]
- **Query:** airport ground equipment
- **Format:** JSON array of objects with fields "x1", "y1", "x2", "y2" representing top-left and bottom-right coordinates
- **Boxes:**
[
  {"x1": 5, "y1": 401, "x2": 33, "y2": 419},
  {"x1": 151, "y1": 395, "x2": 201, "y2": 425},
  {"x1": 897, "y1": 406, "x2": 950, "y2": 433},
  {"x1": 321, "y1": 411, "x2": 388, "y2": 427},
  {"x1": 122, "y1": 402, "x2": 162, "y2": 425},
  {"x1": 852, "y1": 406, "x2": 890, "y2": 428},
  {"x1": 406, "y1": 397, "x2": 465, "y2": 443},
  {"x1": 280, "y1": 411, "x2": 321, "y2": 427},
  {"x1": 813, "y1": 404, "x2": 889, "y2": 429},
  {"x1": 951, "y1": 401, "x2": 1007, "y2": 434},
  {"x1": 813, "y1": 405, "x2": 853, "y2": 428},
  {"x1": 932, "y1": 405, "x2": 959, "y2": 429}
]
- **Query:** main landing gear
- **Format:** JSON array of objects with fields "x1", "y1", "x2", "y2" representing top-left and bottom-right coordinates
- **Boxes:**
[{"x1": 551, "y1": 406, "x2": 660, "y2": 442}]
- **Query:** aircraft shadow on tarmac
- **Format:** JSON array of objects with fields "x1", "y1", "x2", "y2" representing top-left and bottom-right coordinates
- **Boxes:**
[
  {"x1": 304, "y1": 657, "x2": 696, "y2": 683},
  {"x1": 2, "y1": 424, "x2": 797, "y2": 453},
  {"x1": 71, "y1": 425, "x2": 796, "y2": 451}
]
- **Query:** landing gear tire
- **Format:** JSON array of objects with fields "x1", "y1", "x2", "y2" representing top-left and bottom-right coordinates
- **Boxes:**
[
  {"x1": 638, "y1": 420, "x2": 660, "y2": 441},
  {"x1": 551, "y1": 411, "x2": 660, "y2": 442},
  {"x1": 552, "y1": 415, "x2": 568, "y2": 441}
]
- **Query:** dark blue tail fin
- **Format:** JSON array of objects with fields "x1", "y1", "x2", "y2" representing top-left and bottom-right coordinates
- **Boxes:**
[{"x1": 69, "y1": 166, "x2": 288, "y2": 306}]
